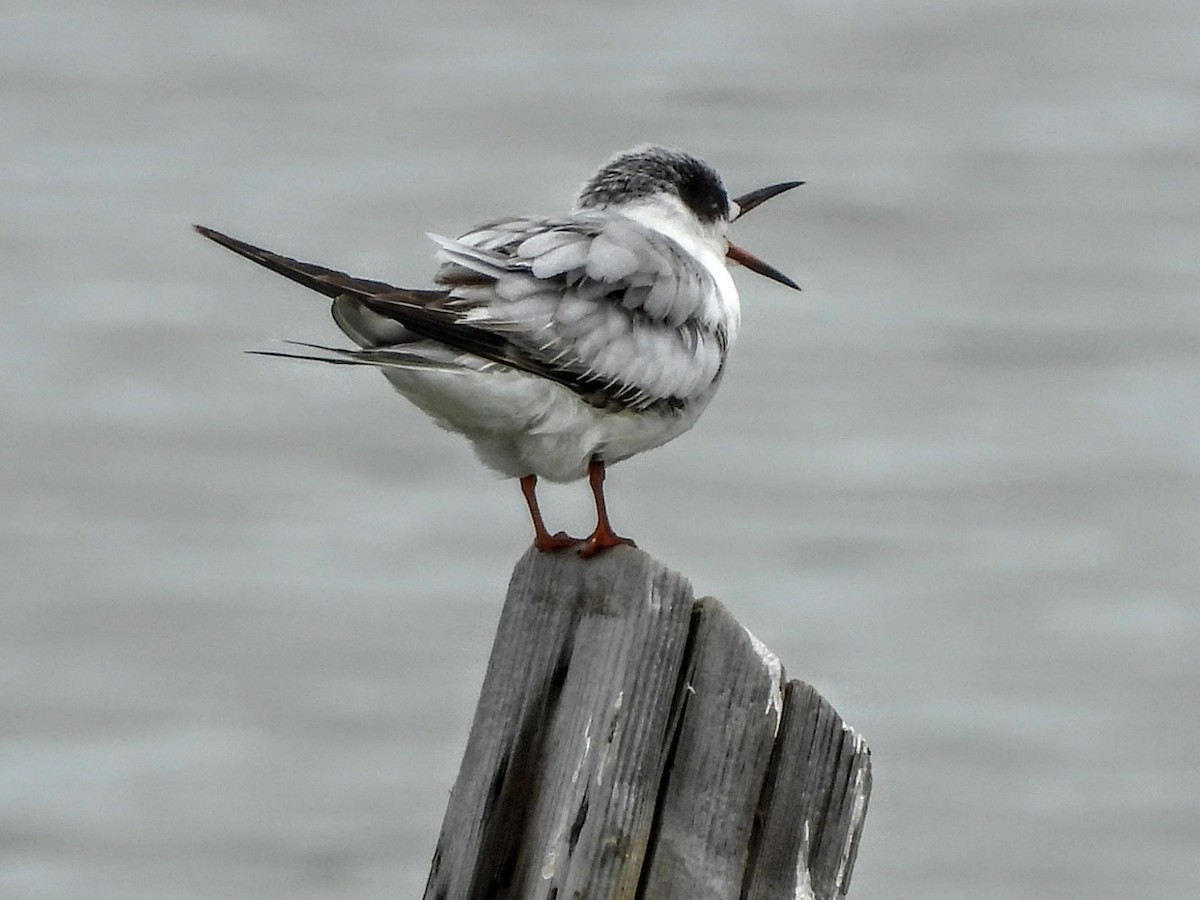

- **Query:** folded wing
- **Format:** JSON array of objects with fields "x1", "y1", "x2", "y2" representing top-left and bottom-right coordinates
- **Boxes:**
[{"x1": 195, "y1": 215, "x2": 730, "y2": 412}]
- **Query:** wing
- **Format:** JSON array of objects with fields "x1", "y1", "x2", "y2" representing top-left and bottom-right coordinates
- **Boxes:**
[
  {"x1": 195, "y1": 217, "x2": 731, "y2": 411},
  {"x1": 424, "y1": 213, "x2": 733, "y2": 410}
]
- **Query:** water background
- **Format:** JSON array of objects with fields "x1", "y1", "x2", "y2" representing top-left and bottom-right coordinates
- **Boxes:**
[{"x1": 3, "y1": 1, "x2": 1198, "y2": 897}]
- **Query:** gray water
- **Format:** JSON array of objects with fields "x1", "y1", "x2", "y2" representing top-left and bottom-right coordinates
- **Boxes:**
[{"x1": 3, "y1": 1, "x2": 1198, "y2": 897}]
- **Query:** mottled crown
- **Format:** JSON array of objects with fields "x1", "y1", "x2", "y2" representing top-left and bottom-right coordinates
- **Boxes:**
[{"x1": 575, "y1": 145, "x2": 731, "y2": 223}]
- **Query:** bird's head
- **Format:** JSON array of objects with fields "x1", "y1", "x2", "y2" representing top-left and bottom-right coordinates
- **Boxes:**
[{"x1": 575, "y1": 144, "x2": 802, "y2": 290}]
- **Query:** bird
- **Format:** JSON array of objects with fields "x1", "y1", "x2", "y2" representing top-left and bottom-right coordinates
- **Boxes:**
[{"x1": 195, "y1": 145, "x2": 801, "y2": 556}]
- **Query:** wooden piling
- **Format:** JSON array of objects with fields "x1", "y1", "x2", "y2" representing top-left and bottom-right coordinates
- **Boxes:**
[{"x1": 423, "y1": 546, "x2": 871, "y2": 900}]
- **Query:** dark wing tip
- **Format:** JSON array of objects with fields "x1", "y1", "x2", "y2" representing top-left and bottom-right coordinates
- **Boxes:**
[{"x1": 193, "y1": 224, "x2": 251, "y2": 253}]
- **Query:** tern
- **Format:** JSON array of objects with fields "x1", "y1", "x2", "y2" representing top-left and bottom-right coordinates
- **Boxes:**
[{"x1": 196, "y1": 145, "x2": 801, "y2": 556}]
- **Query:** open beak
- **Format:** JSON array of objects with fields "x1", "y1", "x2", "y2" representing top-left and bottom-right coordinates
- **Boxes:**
[{"x1": 727, "y1": 180, "x2": 804, "y2": 291}]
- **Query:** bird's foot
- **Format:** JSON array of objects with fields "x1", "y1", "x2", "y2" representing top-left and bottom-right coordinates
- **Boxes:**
[
  {"x1": 577, "y1": 527, "x2": 637, "y2": 559},
  {"x1": 534, "y1": 530, "x2": 583, "y2": 553}
]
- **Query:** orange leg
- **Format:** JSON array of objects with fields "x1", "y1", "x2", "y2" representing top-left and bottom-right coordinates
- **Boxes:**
[
  {"x1": 578, "y1": 458, "x2": 637, "y2": 558},
  {"x1": 520, "y1": 474, "x2": 579, "y2": 552}
]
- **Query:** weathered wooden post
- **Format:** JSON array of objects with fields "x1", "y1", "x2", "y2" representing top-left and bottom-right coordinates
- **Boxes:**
[{"x1": 424, "y1": 547, "x2": 871, "y2": 900}]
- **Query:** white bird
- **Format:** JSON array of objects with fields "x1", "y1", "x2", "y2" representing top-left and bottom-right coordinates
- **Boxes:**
[{"x1": 196, "y1": 145, "x2": 801, "y2": 556}]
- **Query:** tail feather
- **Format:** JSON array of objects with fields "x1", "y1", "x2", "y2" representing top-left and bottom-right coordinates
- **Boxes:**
[
  {"x1": 195, "y1": 224, "x2": 564, "y2": 390},
  {"x1": 195, "y1": 224, "x2": 451, "y2": 349},
  {"x1": 246, "y1": 340, "x2": 468, "y2": 372},
  {"x1": 331, "y1": 295, "x2": 414, "y2": 349}
]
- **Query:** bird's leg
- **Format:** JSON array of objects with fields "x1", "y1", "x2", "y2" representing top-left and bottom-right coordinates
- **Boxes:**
[
  {"x1": 520, "y1": 474, "x2": 579, "y2": 552},
  {"x1": 578, "y1": 458, "x2": 637, "y2": 558}
]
